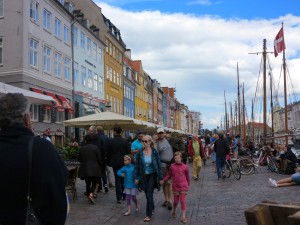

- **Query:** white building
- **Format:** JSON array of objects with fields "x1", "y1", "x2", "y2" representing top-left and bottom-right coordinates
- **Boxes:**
[{"x1": 0, "y1": 0, "x2": 74, "y2": 143}]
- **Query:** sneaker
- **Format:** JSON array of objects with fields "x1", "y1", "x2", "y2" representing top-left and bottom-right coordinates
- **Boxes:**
[
  {"x1": 268, "y1": 178, "x2": 277, "y2": 187},
  {"x1": 104, "y1": 185, "x2": 109, "y2": 193}
]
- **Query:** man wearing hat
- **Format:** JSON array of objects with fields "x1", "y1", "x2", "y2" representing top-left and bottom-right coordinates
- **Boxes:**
[
  {"x1": 156, "y1": 127, "x2": 174, "y2": 210},
  {"x1": 131, "y1": 130, "x2": 144, "y2": 158}
]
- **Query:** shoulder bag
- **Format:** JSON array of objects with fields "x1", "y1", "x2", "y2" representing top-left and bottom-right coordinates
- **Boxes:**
[{"x1": 25, "y1": 136, "x2": 42, "y2": 225}]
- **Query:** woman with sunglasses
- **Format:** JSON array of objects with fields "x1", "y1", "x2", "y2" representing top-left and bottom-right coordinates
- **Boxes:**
[{"x1": 134, "y1": 135, "x2": 163, "y2": 222}]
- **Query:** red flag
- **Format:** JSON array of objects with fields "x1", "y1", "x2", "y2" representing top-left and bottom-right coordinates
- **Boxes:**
[{"x1": 274, "y1": 27, "x2": 285, "y2": 57}]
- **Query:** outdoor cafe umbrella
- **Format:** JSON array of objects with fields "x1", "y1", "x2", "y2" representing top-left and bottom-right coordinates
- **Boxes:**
[
  {"x1": 63, "y1": 111, "x2": 147, "y2": 130},
  {"x1": 0, "y1": 82, "x2": 54, "y2": 104}
]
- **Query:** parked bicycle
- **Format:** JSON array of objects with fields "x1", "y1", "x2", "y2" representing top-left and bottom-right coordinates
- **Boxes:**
[
  {"x1": 223, "y1": 153, "x2": 241, "y2": 180},
  {"x1": 238, "y1": 146, "x2": 278, "y2": 175}
]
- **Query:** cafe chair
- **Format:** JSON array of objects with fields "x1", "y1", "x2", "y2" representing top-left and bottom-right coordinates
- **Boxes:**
[{"x1": 66, "y1": 166, "x2": 79, "y2": 200}]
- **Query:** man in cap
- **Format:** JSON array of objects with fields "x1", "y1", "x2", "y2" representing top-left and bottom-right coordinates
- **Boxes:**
[{"x1": 156, "y1": 127, "x2": 174, "y2": 210}]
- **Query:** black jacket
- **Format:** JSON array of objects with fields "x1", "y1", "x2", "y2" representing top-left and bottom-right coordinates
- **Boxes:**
[
  {"x1": 214, "y1": 138, "x2": 230, "y2": 157},
  {"x1": 280, "y1": 149, "x2": 298, "y2": 163},
  {"x1": 78, "y1": 143, "x2": 102, "y2": 179},
  {"x1": 107, "y1": 135, "x2": 130, "y2": 168},
  {"x1": 0, "y1": 125, "x2": 68, "y2": 225}
]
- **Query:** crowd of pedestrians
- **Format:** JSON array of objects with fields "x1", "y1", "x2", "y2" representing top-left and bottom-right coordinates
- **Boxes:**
[{"x1": 1, "y1": 93, "x2": 300, "y2": 225}]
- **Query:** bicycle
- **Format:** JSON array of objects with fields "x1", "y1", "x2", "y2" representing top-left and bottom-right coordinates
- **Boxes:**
[
  {"x1": 238, "y1": 146, "x2": 278, "y2": 175},
  {"x1": 223, "y1": 154, "x2": 241, "y2": 180}
]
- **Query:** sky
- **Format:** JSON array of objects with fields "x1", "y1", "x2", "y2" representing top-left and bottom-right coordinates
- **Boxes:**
[{"x1": 94, "y1": 0, "x2": 300, "y2": 130}]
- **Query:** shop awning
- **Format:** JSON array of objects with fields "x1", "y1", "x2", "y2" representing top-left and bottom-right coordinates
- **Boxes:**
[
  {"x1": 30, "y1": 87, "x2": 44, "y2": 94},
  {"x1": 44, "y1": 91, "x2": 64, "y2": 112},
  {"x1": 57, "y1": 95, "x2": 74, "y2": 113},
  {"x1": 0, "y1": 82, "x2": 54, "y2": 104}
]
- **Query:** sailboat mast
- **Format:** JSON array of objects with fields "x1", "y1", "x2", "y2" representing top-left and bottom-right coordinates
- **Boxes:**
[
  {"x1": 252, "y1": 98, "x2": 255, "y2": 144},
  {"x1": 282, "y1": 25, "x2": 288, "y2": 146},
  {"x1": 263, "y1": 39, "x2": 267, "y2": 144},
  {"x1": 224, "y1": 90, "x2": 228, "y2": 132},
  {"x1": 242, "y1": 83, "x2": 247, "y2": 144},
  {"x1": 237, "y1": 62, "x2": 241, "y2": 136},
  {"x1": 269, "y1": 71, "x2": 274, "y2": 141}
]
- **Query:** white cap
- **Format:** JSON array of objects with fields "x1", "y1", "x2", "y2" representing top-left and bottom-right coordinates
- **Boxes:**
[{"x1": 157, "y1": 127, "x2": 164, "y2": 133}]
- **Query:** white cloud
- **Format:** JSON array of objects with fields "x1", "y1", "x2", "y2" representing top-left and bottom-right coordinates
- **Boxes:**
[
  {"x1": 96, "y1": 2, "x2": 300, "y2": 129},
  {"x1": 187, "y1": 0, "x2": 213, "y2": 6}
]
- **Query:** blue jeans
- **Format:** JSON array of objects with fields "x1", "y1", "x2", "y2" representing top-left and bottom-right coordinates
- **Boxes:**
[
  {"x1": 144, "y1": 172, "x2": 157, "y2": 217},
  {"x1": 216, "y1": 156, "x2": 226, "y2": 178},
  {"x1": 113, "y1": 167, "x2": 125, "y2": 201}
]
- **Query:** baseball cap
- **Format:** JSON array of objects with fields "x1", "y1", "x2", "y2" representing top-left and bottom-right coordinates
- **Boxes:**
[{"x1": 157, "y1": 127, "x2": 164, "y2": 133}]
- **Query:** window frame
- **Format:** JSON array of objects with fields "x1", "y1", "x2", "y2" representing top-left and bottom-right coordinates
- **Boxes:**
[
  {"x1": 54, "y1": 18, "x2": 61, "y2": 38},
  {"x1": 29, "y1": 38, "x2": 38, "y2": 68},
  {"x1": 81, "y1": 66, "x2": 86, "y2": 87},
  {"x1": 0, "y1": 0, "x2": 3, "y2": 18},
  {"x1": 63, "y1": 25, "x2": 70, "y2": 44},
  {"x1": 43, "y1": 45, "x2": 51, "y2": 73},
  {"x1": 43, "y1": 8, "x2": 51, "y2": 31},
  {"x1": 30, "y1": 0, "x2": 38, "y2": 22},
  {"x1": 54, "y1": 52, "x2": 62, "y2": 78},
  {"x1": 43, "y1": 108, "x2": 51, "y2": 122},
  {"x1": 64, "y1": 57, "x2": 71, "y2": 81}
]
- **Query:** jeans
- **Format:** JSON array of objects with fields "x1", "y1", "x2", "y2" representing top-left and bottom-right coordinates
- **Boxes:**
[
  {"x1": 113, "y1": 167, "x2": 125, "y2": 201},
  {"x1": 144, "y1": 172, "x2": 157, "y2": 217},
  {"x1": 216, "y1": 156, "x2": 226, "y2": 178}
]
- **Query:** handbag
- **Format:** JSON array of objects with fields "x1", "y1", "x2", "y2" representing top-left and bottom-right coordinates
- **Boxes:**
[{"x1": 25, "y1": 137, "x2": 42, "y2": 225}]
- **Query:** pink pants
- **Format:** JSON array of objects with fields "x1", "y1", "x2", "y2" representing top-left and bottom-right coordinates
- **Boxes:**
[{"x1": 173, "y1": 193, "x2": 187, "y2": 210}]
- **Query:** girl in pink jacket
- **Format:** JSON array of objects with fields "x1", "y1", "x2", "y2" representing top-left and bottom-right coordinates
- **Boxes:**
[{"x1": 160, "y1": 151, "x2": 190, "y2": 224}]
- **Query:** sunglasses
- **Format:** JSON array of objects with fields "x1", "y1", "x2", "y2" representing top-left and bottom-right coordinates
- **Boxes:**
[
  {"x1": 158, "y1": 132, "x2": 164, "y2": 134},
  {"x1": 142, "y1": 140, "x2": 149, "y2": 143}
]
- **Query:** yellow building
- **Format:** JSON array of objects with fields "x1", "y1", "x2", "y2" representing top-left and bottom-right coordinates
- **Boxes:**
[
  {"x1": 102, "y1": 15, "x2": 126, "y2": 114},
  {"x1": 131, "y1": 60, "x2": 148, "y2": 121}
]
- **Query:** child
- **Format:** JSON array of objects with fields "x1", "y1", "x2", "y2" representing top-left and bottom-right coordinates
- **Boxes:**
[
  {"x1": 160, "y1": 151, "x2": 190, "y2": 224},
  {"x1": 117, "y1": 155, "x2": 139, "y2": 216}
]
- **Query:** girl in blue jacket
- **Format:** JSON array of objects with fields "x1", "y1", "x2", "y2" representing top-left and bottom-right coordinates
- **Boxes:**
[{"x1": 117, "y1": 155, "x2": 139, "y2": 216}]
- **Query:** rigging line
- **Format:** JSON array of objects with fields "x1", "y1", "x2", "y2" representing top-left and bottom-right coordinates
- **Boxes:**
[
  {"x1": 253, "y1": 56, "x2": 263, "y2": 106},
  {"x1": 267, "y1": 55, "x2": 279, "y2": 105},
  {"x1": 286, "y1": 65, "x2": 299, "y2": 103}
]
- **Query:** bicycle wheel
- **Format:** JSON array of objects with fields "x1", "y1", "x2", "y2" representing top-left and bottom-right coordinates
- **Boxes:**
[
  {"x1": 231, "y1": 162, "x2": 241, "y2": 180},
  {"x1": 267, "y1": 156, "x2": 277, "y2": 172},
  {"x1": 224, "y1": 161, "x2": 231, "y2": 178},
  {"x1": 239, "y1": 158, "x2": 254, "y2": 175}
]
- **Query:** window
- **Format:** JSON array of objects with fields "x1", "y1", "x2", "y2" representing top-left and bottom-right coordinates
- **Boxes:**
[
  {"x1": 105, "y1": 39, "x2": 108, "y2": 53},
  {"x1": 29, "y1": 39, "x2": 38, "y2": 67},
  {"x1": 55, "y1": 18, "x2": 61, "y2": 38},
  {"x1": 0, "y1": 0, "x2": 3, "y2": 17},
  {"x1": 106, "y1": 65, "x2": 109, "y2": 79},
  {"x1": 43, "y1": 9, "x2": 51, "y2": 30},
  {"x1": 80, "y1": 32, "x2": 85, "y2": 50},
  {"x1": 113, "y1": 70, "x2": 116, "y2": 83},
  {"x1": 109, "y1": 43, "x2": 112, "y2": 55},
  {"x1": 30, "y1": 104, "x2": 39, "y2": 121},
  {"x1": 63, "y1": 25, "x2": 70, "y2": 44},
  {"x1": 43, "y1": 46, "x2": 51, "y2": 73},
  {"x1": 81, "y1": 66, "x2": 86, "y2": 86},
  {"x1": 116, "y1": 72, "x2": 119, "y2": 86},
  {"x1": 99, "y1": 76, "x2": 103, "y2": 94},
  {"x1": 94, "y1": 73, "x2": 98, "y2": 91},
  {"x1": 56, "y1": 111, "x2": 63, "y2": 123},
  {"x1": 64, "y1": 57, "x2": 71, "y2": 81},
  {"x1": 43, "y1": 108, "x2": 51, "y2": 122},
  {"x1": 74, "y1": 62, "x2": 79, "y2": 83},
  {"x1": 72, "y1": 26, "x2": 78, "y2": 46},
  {"x1": 112, "y1": 46, "x2": 115, "y2": 58},
  {"x1": 98, "y1": 47, "x2": 102, "y2": 64},
  {"x1": 54, "y1": 52, "x2": 62, "y2": 78},
  {"x1": 30, "y1": 0, "x2": 38, "y2": 22},
  {"x1": 0, "y1": 37, "x2": 2, "y2": 65},
  {"x1": 57, "y1": 0, "x2": 64, "y2": 4},
  {"x1": 92, "y1": 42, "x2": 97, "y2": 61},
  {"x1": 87, "y1": 69, "x2": 92, "y2": 89},
  {"x1": 87, "y1": 37, "x2": 91, "y2": 56}
]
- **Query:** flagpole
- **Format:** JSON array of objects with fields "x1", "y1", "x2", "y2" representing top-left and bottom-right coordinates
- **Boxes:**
[{"x1": 282, "y1": 23, "x2": 289, "y2": 147}]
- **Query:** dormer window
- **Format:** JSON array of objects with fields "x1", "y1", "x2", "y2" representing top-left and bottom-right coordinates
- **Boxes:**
[{"x1": 57, "y1": 0, "x2": 64, "y2": 5}]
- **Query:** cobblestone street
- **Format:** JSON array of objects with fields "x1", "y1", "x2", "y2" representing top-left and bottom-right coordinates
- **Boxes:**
[{"x1": 65, "y1": 159, "x2": 300, "y2": 225}]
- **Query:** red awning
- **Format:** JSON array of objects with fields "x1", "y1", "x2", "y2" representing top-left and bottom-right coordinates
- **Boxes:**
[
  {"x1": 44, "y1": 92, "x2": 64, "y2": 112},
  {"x1": 30, "y1": 87, "x2": 44, "y2": 94},
  {"x1": 57, "y1": 95, "x2": 74, "y2": 113}
]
